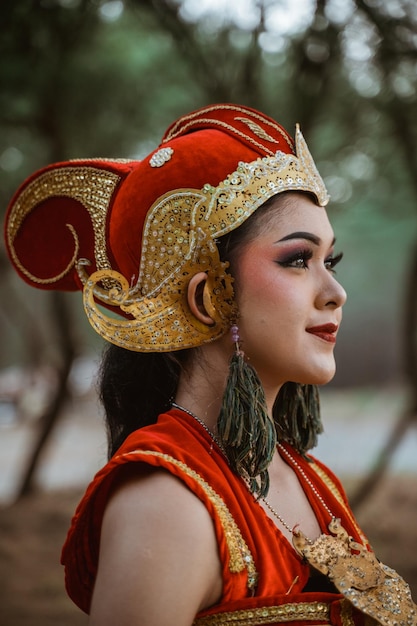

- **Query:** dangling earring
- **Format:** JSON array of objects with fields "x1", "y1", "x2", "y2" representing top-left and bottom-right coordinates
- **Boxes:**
[
  {"x1": 273, "y1": 382, "x2": 322, "y2": 454},
  {"x1": 217, "y1": 318, "x2": 276, "y2": 498}
]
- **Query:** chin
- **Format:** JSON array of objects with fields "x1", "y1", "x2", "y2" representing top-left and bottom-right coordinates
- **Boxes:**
[
  {"x1": 312, "y1": 368, "x2": 336, "y2": 386},
  {"x1": 317, "y1": 372, "x2": 336, "y2": 386},
  {"x1": 298, "y1": 363, "x2": 337, "y2": 386}
]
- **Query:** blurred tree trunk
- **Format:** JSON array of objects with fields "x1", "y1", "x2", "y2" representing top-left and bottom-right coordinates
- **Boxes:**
[
  {"x1": 18, "y1": 292, "x2": 75, "y2": 497},
  {"x1": 0, "y1": 253, "x2": 46, "y2": 365}
]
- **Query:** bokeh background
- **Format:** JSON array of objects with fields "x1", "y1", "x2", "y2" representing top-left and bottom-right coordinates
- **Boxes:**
[{"x1": 0, "y1": 1, "x2": 416, "y2": 624}]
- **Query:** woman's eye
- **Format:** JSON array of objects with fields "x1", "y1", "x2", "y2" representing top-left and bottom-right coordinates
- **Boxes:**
[
  {"x1": 292, "y1": 257, "x2": 309, "y2": 269},
  {"x1": 325, "y1": 252, "x2": 344, "y2": 273},
  {"x1": 277, "y1": 250, "x2": 312, "y2": 269}
]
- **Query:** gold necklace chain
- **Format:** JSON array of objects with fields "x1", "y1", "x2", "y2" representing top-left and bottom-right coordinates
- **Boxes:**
[
  {"x1": 171, "y1": 402, "x2": 335, "y2": 535},
  {"x1": 171, "y1": 402, "x2": 228, "y2": 454}
]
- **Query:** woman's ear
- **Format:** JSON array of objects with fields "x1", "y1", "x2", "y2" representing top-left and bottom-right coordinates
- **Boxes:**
[{"x1": 187, "y1": 272, "x2": 215, "y2": 326}]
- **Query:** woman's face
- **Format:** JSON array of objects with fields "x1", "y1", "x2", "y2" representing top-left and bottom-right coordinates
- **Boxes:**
[{"x1": 232, "y1": 193, "x2": 347, "y2": 398}]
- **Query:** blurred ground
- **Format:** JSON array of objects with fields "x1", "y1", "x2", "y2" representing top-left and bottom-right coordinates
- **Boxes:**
[{"x1": 0, "y1": 383, "x2": 416, "y2": 624}]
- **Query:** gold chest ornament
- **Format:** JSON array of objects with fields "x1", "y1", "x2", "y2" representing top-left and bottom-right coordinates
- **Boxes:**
[{"x1": 292, "y1": 517, "x2": 417, "y2": 626}]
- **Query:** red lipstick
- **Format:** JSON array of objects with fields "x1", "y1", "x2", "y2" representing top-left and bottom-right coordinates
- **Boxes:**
[{"x1": 306, "y1": 323, "x2": 338, "y2": 344}]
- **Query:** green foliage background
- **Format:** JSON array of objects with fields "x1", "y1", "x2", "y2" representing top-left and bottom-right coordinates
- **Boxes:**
[{"x1": 1, "y1": 0, "x2": 417, "y2": 386}]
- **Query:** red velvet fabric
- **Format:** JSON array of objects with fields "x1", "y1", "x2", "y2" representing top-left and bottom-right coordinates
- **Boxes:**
[
  {"x1": 61, "y1": 409, "x2": 370, "y2": 624},
  {"x1": 5, "y1": 160, "x2": 135, "y2": 291},
  {"x1": 5, "y1": 104, "x2": 295, "y2": 294}
]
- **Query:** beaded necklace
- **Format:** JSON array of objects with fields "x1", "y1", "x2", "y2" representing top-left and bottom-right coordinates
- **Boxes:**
[{"x1": 171, "y1": 401, "x2": 334, "y2": 535}]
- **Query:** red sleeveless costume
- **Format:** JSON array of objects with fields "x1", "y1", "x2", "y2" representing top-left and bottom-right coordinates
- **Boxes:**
[{"x1": 61, "y1": 408, "x2": 378, "y2": 625}]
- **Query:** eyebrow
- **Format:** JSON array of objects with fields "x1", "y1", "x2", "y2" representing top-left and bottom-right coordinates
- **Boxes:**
[{"x1": 276, "y1": 231, "x2": 336, "y2": 246}]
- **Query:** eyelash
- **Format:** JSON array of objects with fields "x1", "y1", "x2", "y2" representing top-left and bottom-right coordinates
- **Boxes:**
[{"x1": 277, "y1": 250, "x2": 344, "y2": 273}]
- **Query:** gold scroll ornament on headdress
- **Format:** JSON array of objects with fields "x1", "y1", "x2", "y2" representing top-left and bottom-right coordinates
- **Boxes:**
[
  {"x1": 6, "y1": 166, "x2": 122, "y2": 285},
  {"x1": 81, "y1": 126, "x2": 330, "y2": 352}
]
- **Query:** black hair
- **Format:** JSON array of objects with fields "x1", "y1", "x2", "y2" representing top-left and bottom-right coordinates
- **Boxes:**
[{"x1": 99, "y1": 348, "x2": 190, "y2": 457}]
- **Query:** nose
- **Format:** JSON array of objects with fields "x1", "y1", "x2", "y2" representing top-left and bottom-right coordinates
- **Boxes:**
[{"x1": 316, "y1": 273, "x2": 347, "y2": 310}]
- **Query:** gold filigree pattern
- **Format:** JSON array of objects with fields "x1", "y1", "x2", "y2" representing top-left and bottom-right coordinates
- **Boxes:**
[
  {"x1": 193, "y1": 601, "x2": 330, "y2": 625},
  {"x1": 6, "y1": 115, "x2": 329, "y2": 352},
  {"x1": 82, "y1": 245, "x2": 234, "y2": 351},
  {"x1": 6, "y1": 166, "x2": 120, "y2": 284},
  {"x1": 83, "y1": 126, "x2": 329, "y2": 351},
  {"x1": 293, "y1": 519, "x2": 417, "y2": 626},
  {"x1": 119, "y1": 450, "x2": 258, "y2": 591}
]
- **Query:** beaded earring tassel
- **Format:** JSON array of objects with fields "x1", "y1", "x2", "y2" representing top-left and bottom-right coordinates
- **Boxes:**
[
  {"x1": 217, "y1": 324, "x2": 276, "y2": 498},
  {"x1": 273, "y1": 382, "x2": 322, "y2": 454}
]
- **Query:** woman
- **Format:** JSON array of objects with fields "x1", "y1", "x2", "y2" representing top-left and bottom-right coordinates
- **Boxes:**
[{"x1": 5, "y1": 104, "x2": 416, "y2": 625}]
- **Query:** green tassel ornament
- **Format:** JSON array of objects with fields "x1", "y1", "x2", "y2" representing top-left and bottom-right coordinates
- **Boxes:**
[
  {"x1": 217, "y1": 324, "x2": 276, "y2": 498},
  {"x1": 217, "y1": 323, "x2": 323, "y2": 498},
  {"x1": 273, "y1": 382, "x2": 323, "y2": 453}
]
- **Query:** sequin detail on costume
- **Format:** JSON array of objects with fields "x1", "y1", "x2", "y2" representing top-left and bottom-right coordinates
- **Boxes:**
[
  {"x1": 149, "y1": 147, "x2": 174, "y2": 167},
  {"x1": 310, "y1": 461, "x2": 368, "y2": 546},
  {"x1": 163, "y1": 104, "x2": 294, "y2": 154},
  {"x1": 293, "y1": 518, "x2": 417, "y2": 626},
  {"x1": 193, "y1": 601, "x2": 331, "y2": 625}
]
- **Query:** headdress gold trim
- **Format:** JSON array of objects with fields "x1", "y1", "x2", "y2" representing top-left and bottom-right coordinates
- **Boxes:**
[
  {"x1": 81, "y1": 126, "x2": 329, "y2": 351},
  {"x1": 163, "y1": 104, "x2": 294, "y2": 153},
  {"x1": 6, "y1": 165, "x2": 121, "y2": 284}
]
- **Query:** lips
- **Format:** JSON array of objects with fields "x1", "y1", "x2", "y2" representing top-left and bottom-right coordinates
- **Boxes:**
[{"x1": 306, "y1": 323, "x2": 338, "y2": 344}]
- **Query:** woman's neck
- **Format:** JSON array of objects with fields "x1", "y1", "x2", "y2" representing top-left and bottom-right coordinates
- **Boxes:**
[
  {"x1": 175, "y1": 346, "x2": 228, "y2": 433},
  {"x1": 174, "y1": 340, "x2": 282, "y2": 431}
]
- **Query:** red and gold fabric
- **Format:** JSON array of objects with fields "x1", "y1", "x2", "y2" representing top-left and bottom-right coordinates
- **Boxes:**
[
  {"x1": 5, "y1": 104, "x2": 329, "y2": 353},
  {"x1": 61, "y1": 408, "x2": 392, "y2": 625}
]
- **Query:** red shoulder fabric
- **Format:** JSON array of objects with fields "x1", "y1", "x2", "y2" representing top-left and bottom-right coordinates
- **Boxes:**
[{"x1": 61, "y1": 409, "x2": 369, "y2": 623}]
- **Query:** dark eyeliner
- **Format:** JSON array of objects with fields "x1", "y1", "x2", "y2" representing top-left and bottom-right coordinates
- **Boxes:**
[
  {"x1": 325, "y1": 251, "x2": 344, "y2": 272},
  {"x1": 277, "y1": 249, "x2": 313, "y2": 268}
]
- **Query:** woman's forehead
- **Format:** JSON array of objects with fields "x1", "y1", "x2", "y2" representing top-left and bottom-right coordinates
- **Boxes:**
[{"x1": 252, "y1": 193, "x2": 333, "y2": 240}]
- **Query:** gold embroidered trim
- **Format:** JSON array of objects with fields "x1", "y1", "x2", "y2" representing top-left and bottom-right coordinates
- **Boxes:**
[
  {"x1": 340, "y1": 599, "x2": 356, "y2": 626},
  {"x1": 163, "y1": 104, "x2": 294, "y2": 154},
  {"x1": 118, "y1": 450, "x2": 258, "y2": 591},
  {"x1": 193, "y1": 601, "x2": 330, "y2": 625},
  {"x1": 165, "y1": 118, "x2": 276, "y2": 156},
  {"x1": 234, "y1": 117, "x2": 279, "y2": 144},
  {"x1": 6, "y1": 166, "x2": 120, "y2": 284},
  {"x1": 67, "y1": 158, "x2": 134, "y2": 163}
]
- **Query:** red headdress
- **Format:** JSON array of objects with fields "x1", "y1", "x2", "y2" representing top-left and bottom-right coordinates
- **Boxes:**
[{"x1": 5, "y1": 104, "x2": 329, "y2": 351}]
